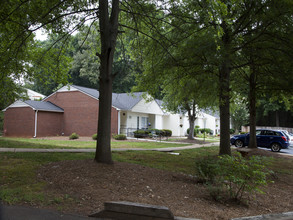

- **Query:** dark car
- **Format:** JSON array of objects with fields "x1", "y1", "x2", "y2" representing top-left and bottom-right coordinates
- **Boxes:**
[{"x1": 230, "y1": 129, "x2": 290, "y2": 152}]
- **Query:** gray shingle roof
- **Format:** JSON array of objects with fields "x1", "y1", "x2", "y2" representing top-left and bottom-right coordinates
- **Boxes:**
[
  {"x1": 72, "y1": 85, "x2": 143, "y2": 110},
  {"x1": 112, "y1": 92, "x2": 143, "y2": 110},
  {"x1": 24, "y1": 100, "x2": 64, "y2": 112},
  {"x1": 72, "y1": 85, "x2": 100, "y2": 99}
]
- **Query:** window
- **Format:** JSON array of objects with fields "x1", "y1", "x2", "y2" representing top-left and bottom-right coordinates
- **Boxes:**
[{"x1": 141, "y1": 117, "x2": 149, "y2": 129}]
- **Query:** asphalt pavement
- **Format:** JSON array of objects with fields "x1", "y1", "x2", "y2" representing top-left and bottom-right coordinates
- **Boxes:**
[{"x1": 0, "y1": 204, "x2": 92, "y2": 220}]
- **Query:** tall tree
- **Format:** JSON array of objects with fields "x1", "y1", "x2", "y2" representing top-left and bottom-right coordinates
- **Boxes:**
[{"x1": 94, "y1": 0, "x2": 120, "y2": 164}]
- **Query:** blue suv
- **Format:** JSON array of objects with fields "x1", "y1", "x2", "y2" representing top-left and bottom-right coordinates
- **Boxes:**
[{"x1": 230, "y1": 129, "x2": 289, "y2": 152}]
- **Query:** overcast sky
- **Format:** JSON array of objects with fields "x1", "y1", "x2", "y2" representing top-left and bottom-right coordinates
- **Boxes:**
[{"x1": 35, "y1": 29, "x2": 48, "y2": 41}]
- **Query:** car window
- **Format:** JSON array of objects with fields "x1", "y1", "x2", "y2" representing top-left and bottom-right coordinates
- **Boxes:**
[
  {"x1": 265, "y1": 130, "x2": 274, "y2": 136},
  {"x1": 256, "y1": 130, "x2": 262, "y2": 135}
]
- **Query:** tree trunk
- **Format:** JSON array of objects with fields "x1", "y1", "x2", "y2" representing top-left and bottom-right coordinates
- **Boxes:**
[
  {"x1": 276, "y1": 111, "x2": 280, "y2": 127},
  {"x1": 248, "y1": 66, "x2": 257, "y2": 149},
  {"x1": 187, "y1": 101, "x2": 196, "y2": 140},
  {"x1": 95, "y1": 0, "x2": 120, "y2": 164},
  {"x1": 219, "y1": 23, "x2": 231, "y2": 156},
  {"x1": 188, "y1": 113, "x2": 195, "y2": 140},
  {"x1": 219, "y1": 63, "x2": 231, "y2": 155}
]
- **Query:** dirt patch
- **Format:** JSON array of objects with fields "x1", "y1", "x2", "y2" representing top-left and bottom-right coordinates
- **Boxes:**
[
  {"x1": 36, "y1": 150, "x2": 293, "y2": 220},
  {"x1": 169, "y1": 138, "x2": 207, "y2": 144},
  {"x1": 37, "y1": 136, "x2": 207, "y2": 144}
]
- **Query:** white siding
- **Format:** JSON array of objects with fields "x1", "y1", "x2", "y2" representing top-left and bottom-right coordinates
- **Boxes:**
[
  {"x1": 58, "y1": 85, "x2": 78, "y2": 92},
  {"x1": 195, "y1": 112, "x2": 217, "y2": 135},
  {"x1": 163, "y1": 114, "x2": 180, "y2": 136},
  {"x1": 26, "y1": 89, "x2": 45, "y2": 100},
  {"x1": 132, "y1": 99, "x2": 164, "y2": 115},
  {"x1": 126, "y1": 112, "x2": 149, "y2": 129},
  {"x1": 155, "y1": 115, "x2": 163, "y2": 129}
]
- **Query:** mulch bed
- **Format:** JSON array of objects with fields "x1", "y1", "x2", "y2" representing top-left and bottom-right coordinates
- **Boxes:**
[{"x1": 35, "y1": 148, "x2": 293, "y2": 220}]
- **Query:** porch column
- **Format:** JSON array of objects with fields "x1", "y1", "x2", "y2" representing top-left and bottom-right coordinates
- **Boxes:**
[{"x1": 155, "y1": 115, "x2": 163, "y2": 129}]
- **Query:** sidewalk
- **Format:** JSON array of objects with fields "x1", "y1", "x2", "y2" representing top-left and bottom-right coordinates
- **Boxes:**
[{"x1": 0, "y1": 142, "x2": 219, "y2": 153}]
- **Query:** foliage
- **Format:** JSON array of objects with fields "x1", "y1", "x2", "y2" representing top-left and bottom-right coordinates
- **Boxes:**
[
  {"x1": 229, "y1": 129, "x2": 235, "y2": 134},
  {"x1": 92, "y1": 133, "x2": 97, "y2": 140},
  {"x1": 199, "y1": 128, "x2": 213, "y2": 135},
  {"x1": 69, "y1": 133, "x2": 79, "y2": 140},
  {"x1": 0, "y1": 112, "x2": 4, "y2": 135},
  {"x1": 195, "y1": 153, "x2": 273, "y2": 202},
  {"x1": 187, "y1": 126, "x2": 200, "y2": 136},
  {"x1": 113, "y1": 134, "x2": 127, "y2": 140},
  {"x1": 134, "y1": 129, "x2": 172, "y2": 138},
  {"x1": 230, "y1": 96, "x2": 249, "y2": 134},
  {"x1": 162, "y1": 129, "x2": 172, "y2": 137},
  {"x1": 195, "y1": 156, "x2": 219, "y2": 183},
  {"x1": 133, "y1": 130, "x2": 149, "y2": 138}
]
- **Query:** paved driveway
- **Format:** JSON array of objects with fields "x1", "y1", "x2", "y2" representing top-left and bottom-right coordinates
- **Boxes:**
[{"x1": 258, "y1": 146, "x2": 293, "y2": 156}]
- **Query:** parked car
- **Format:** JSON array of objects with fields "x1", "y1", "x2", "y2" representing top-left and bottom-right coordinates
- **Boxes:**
[
  {"x1": 280, "y1": 130, "x2": 293, "y2": 148},
  {"x1": 230, "y1": 129, "x2": 290, "y2": 152}
]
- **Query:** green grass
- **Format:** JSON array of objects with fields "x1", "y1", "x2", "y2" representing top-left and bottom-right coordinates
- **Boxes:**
[
  {"x1": 0, "y1": 146, "x2": 218, "y2": 205},
  {"x1": 0, "y1": 137, "x2": 190, "y2": 149},
  {"x1": 166, "y1": 136, "x2": 220, "y2": 143},
  {"x1": 1, "y1": 146, "x2": 293, "y2": 207},
  {"x1": 114, "y1": 146, "x2": 219, "y2": 174},
  {"x1": 0, "y1": 152, "x2": 94, "y2": 204}
]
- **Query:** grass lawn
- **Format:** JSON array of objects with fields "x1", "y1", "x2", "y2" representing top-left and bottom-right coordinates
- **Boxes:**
[
  {"x1": 1, "y1": 143, "x2": 293, "y2": 218},
  {"x1": 0, "y1": 137, "x2": 190, "y2": 149},
  {"x1": 166, "y1": 136, "x2": 220, "y2": 143},
  {"x1": 0, "y1": 146, "x2": 218, "y2": 205}
]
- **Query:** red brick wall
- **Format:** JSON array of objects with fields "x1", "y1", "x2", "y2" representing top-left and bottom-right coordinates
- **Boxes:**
[
  {"x1": 37, "y1": 112, "x2": 63, "y2": 137},
  {"x1": 46, "y1": 91, "x2": 118, "y2": 136},
  {"x1": 4, "y1": 107, "x2": 35, "y2": 137}
]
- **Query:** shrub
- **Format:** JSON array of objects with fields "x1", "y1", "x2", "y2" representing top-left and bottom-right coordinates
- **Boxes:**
[
  {"x1": 195, "y1": 156, "x2": 219, "y2": 183},
  {"x1": 133, "y1": 130, "x2": 149, "y2": 138},
  {"x1": 69, "y1": 132, "x2": 79, "y2": 140},
  {"x1": 195, "y1": 153, "x2": 273, "y2": 202},
  {"x1": 113, "y1": 134, "x2": 127, "y2": 140},
  {"x1": 92, "y1": 133, "x2": 98, "y2": 140},
  {"x1": 162, "y1": 129, "x2": 172, "y2": 137},
  {"x1": 187, "y1": 126, "x2": 200, "y2": 136},
  {"x1": 230, "y1": 128, "x2": 235, "y2": 134},
  {"x1": 149, "y1": 129, "x2": 161, "y2": 135},
  {"x1": 199, "y1": 128, "x2": 213, "y2": 135}
]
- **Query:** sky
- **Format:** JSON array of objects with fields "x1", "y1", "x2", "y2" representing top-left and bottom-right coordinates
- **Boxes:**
[{"x1": 35, "y1": 29, "x2": 48, "y2": 41}]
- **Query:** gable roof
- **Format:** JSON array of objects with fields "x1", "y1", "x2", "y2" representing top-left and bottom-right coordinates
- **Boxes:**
[
  {"x1": 72, "y1": 85, "x2": 100, "y2": 99},
  {"x1": 71, "y1": 85, "x2": 145, "y2": 110},
  {"x1": 46, "y1": 85, "x2": 164, "y2": 112},
  {"x1": 3, "y1": 100, "x2": 64, "y2": 112},
  {"x1": 24, "y1": 100, "x2": 64, "y2": 112},
  {"x1": 112, "y1": 92, "x2": 143, "y2": 110}
]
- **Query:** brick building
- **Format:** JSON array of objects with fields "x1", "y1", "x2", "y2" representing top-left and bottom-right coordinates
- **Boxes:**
[
  {"x1": 3, "y1": 85, "x2": 119, "y2": 137},
  {"x1": 3, "y1": 85, "x2": 220, "y2": 137}
]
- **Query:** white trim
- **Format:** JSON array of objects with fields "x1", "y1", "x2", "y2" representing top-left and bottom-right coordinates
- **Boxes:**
[
  {"x1": 33, "y1": 109, "x2": 63, "y2": 113},
  {"x1": 118, "y1": 110, "x2": 120, "y2": 134}
]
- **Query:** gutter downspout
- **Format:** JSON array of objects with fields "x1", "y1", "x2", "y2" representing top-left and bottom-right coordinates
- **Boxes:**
[
  {"x1": 118, "y1": 110, "x2": 120, "y2": 134},
  {"x1": 34, "y1": 110, "x2": 38, "y2": 138}
]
